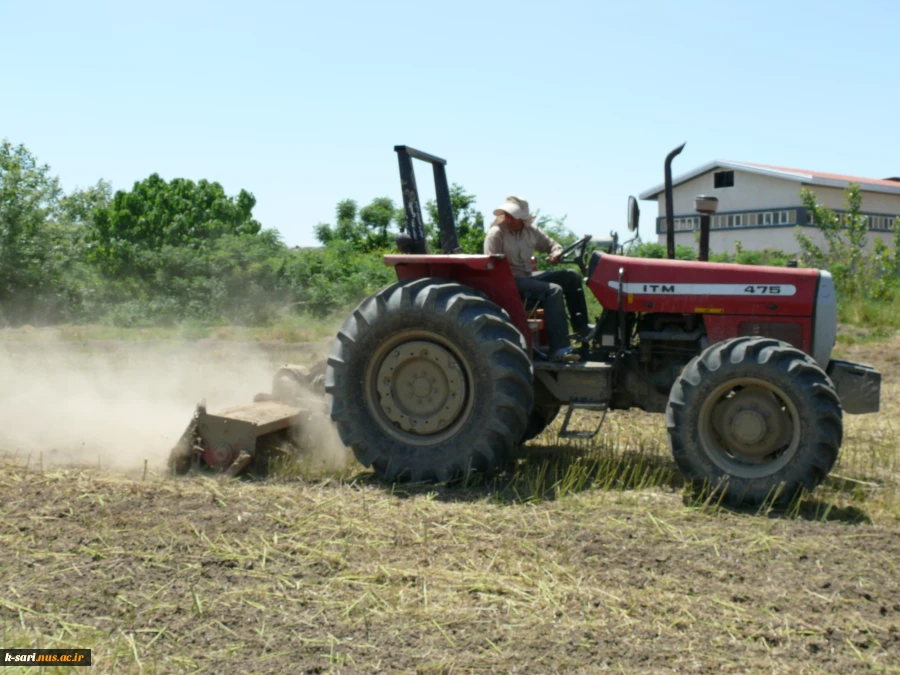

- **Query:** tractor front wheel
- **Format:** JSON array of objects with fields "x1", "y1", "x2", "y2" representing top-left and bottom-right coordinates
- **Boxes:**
[
  {"x1": 666, "y1": 337, "x2": 842, "y2": 506},
  {"x1": 326, "y1": 278, "x2": 534, "y2": 482}
]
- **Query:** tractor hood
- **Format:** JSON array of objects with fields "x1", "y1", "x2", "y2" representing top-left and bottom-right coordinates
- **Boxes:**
[{"x1": 587, "y1": 253, "x2": 821, "y2": 318}]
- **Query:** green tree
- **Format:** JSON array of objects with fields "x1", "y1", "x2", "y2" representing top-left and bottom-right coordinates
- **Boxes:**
[
  {"x1": 89, "y1": 174, "x2": 261, "y2": 275},
  {"x1": 359, "y1": 197, "x2": 397, "y2": 250},
  {"x1": 315, "y1": 199, "x2": 363, "y2": 248},
  {"x1": 537, "y1": 214, "x2": 577, "y2": 249},
  {"x1": 0, "y1": 140, "x2": 62, "y2": 292},
  {"x1": 0, "y1": 141, "x2": 103, "y2": 325},
  {"x1": 58, "y1": 179, "x2": 112, "y2": 226},
  {"x1": 332, "y1": 199, "x2": 365, "y2": 248},
  {"x1": 424, "y1": 184, "x2": 486, "y2": 253},
  {"x1": 795, "y1": 183, "x2": 898, "y2": 297},
  {"x1": 316, "y1": 197, "x2": 401, "y2": 252},
  {"x1": 0, "y1": 141, "x2": 62, "y2": 312}
]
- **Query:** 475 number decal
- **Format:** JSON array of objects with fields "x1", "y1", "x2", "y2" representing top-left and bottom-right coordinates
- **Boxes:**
[{"x1": 607, "y1": 281, "x2": 798, "y2": 297}]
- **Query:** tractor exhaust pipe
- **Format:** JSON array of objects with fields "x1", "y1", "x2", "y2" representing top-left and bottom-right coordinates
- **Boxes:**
[
  {"x1": 694, "y1": 195, "x2": 718, "y2": 262},
  {"x1": 664, "y1": 143, "x2": 685, "y2": 260},
  {"x1": 699, "y1": 213, "x2": 710, "y2": 262}
]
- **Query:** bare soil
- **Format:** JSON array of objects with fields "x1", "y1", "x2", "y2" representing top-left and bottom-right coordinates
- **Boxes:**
[{"x1": 0, "y1": 336, "x2": 898, "y2": 673}]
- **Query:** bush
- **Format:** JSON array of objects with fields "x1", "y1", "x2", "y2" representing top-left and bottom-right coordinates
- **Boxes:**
[
  {"x1": 630, "y1": 242, "x2": 698, "y2": 261},
  {"x1": 631, "y1": 240, "x2": 791, "y2": 267},
  {"x1": 81, "y1": 238, "x2": 396, "y2": 326}
]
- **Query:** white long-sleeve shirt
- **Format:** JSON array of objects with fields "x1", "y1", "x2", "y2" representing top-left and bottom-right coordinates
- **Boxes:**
[{"x1": 483, "y1": 221, "x2": 563, "y2": 278}]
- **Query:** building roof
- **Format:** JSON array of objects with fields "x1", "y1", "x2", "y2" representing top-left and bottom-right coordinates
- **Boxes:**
[{"x1": 639, "y1": 160, "x2": 900, "y2": 200}]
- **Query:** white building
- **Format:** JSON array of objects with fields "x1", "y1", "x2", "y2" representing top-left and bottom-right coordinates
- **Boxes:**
[{"x1": 639, "y1": 161, "x2": 900, "y2": 254}]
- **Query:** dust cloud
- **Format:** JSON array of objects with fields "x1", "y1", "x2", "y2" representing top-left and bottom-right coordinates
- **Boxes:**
[{"x1": 0, "y1": 336, "x2": 351, "y2": 475}]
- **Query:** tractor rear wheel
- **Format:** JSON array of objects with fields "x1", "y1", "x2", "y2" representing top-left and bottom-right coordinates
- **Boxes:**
[
  {"x1": 666, "y1": 337, "x2": 842, "y2": 506},
  {"x1": 326, "y1": 278, "x2": 534, "y2": 482}
]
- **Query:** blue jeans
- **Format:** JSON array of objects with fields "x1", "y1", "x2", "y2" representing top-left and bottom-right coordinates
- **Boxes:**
[{"x1": 515, "y1": 269, "x2": 589, "y2": 353}]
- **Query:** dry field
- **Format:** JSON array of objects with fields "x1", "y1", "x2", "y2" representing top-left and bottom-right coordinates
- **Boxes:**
[{"x1": 0, "y1": 331, "x2": 898, "y2": 673}]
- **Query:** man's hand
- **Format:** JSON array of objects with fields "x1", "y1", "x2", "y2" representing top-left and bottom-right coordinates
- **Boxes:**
[{"x1": 548, "y1": 252, "x2": 561, "y2": 264}]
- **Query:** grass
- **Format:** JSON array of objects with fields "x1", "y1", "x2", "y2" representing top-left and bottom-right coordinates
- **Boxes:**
[{"x1": 836, "y1": 294, "x2": 900, "y2": 345}]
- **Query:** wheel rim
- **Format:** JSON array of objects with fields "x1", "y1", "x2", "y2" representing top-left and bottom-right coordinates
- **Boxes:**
[
  {"x1": 365, "y1": 331, "x2": 474, "y2": 445},
  {"x1": 697, "y1": 377, "x2": 801, "y2": 479}
]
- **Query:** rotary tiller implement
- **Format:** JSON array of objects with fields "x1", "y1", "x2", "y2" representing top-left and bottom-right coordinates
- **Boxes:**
[{"x1": 168, "y1": 362, "x2": 327, "y2": 476}]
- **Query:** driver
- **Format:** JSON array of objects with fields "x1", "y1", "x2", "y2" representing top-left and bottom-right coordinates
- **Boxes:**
[{"x1": 484, "y1": 195, "x2": 591, "y2": 362}]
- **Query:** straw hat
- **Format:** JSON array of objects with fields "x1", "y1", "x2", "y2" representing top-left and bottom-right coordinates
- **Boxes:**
[{"x1": 493, "y1": 195, "x2": 536, "y2": 225}]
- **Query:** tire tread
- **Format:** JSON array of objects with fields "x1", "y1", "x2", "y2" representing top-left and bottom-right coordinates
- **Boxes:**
[
  {"x1": 667, "y1": 336, "x2": 843, "y2": 506},
  {"x1": 326, "y1": 278, "x2": 533, "y2": 482}
]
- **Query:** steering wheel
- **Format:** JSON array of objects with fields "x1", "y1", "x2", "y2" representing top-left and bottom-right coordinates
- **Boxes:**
[{"x1": 558, "y1": 234, "x2": 593, "y2": 276}]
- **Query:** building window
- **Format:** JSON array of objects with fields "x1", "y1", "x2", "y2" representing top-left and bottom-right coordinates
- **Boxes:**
[
  {"x1": 714, "y1": 171, "x2": 735, "y2": 188},
  {"x1": 777, "y1": 210, "x2": 795, "y2": 225},
  {"x1": 676, "y1": 209, "x2": 811, "y2": 232},
  {"x1": 659, "y1": 217, "x2": 701, "y2": 233},
  {"x1": 807, "y1": 211, "x2": 815, "y2": 225},
  {"x1": 674, "y1": 217, "x2": 698, "y2": 231},
  {"x1": 802, "y1": 212, "x2": 900, "y2": 231}
]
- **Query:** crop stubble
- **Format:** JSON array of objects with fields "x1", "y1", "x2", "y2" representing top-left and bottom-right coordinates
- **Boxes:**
[{"x1": 0, "y1": 336, "x2": 897, "y2": 673}]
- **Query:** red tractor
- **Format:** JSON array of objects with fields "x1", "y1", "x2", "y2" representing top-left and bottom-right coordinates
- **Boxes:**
[{"x1": 325, "y1": 146, "x2": 881, "y2": 505}]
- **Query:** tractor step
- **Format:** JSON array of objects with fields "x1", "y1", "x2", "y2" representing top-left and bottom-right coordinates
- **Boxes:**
[
  {"x1": 558, "y1": 402, "x2": 609, "y2": 439},
  {"x1": 533, "y1": 360, "x2": 614, "y2": 412}
]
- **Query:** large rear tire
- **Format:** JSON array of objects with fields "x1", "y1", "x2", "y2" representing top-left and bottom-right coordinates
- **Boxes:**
[
  {"x1": 666, "y1": 337, "x2": 842, "y2": 506},
  {"x1": 326, "y1": 278, "x2": 534, "y2": 482}
]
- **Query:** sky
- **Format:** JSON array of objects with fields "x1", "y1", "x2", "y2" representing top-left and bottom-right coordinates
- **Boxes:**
[{"x1": 3, "y1": 0, "x2": 899, "y2": 247}]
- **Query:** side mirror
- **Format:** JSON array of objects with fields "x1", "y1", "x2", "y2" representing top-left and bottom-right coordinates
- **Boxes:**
[{"x1": 627, "y1": 196, "x2": 640, "y2": 233}]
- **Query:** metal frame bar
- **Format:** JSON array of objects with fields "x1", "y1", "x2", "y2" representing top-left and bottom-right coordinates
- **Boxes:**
[{"x1": 394, "y1": 145, "x2": 460, "y2": 254}]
